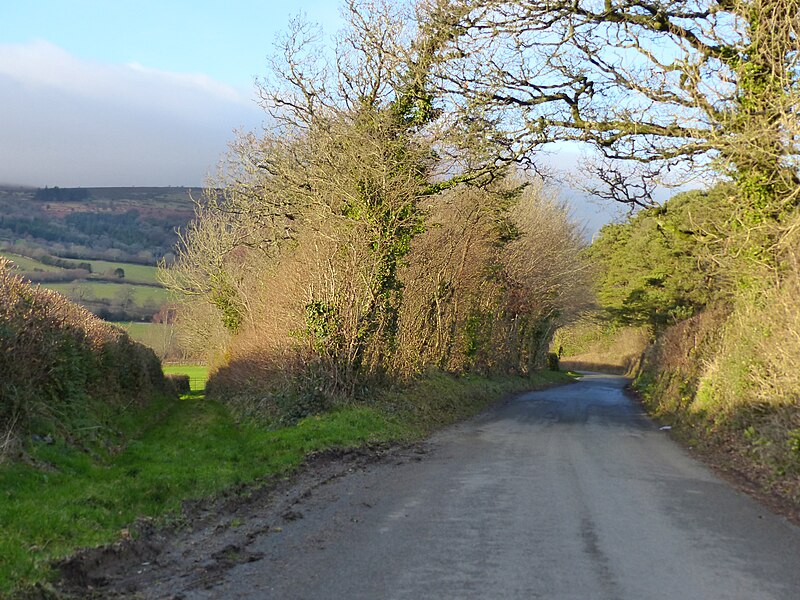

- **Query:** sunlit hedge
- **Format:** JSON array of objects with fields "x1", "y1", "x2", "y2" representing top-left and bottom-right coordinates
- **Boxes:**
[{"x1": 0, "y1": 259, "x2": 168, "y2": 456}]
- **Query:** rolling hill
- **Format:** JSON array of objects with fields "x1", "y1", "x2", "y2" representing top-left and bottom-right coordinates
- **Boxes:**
[{"x1": 0, "y1": 186, "x2": 200, "y2": 357}]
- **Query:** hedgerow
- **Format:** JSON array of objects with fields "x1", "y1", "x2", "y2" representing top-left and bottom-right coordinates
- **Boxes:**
[{"x1": 0, "y1": 259, "x2": 169, "y2": 457}]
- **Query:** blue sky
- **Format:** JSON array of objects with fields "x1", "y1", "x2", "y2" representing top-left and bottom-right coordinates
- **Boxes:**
[
  {"x1": 0, "y1": 1, "x2": 342, "y2": 187},
  {"x1": 3, "y1": 1, "x2": 341, "y2": 91},
  {"x1": 0, "y1": 0, "x2": 622, "y2": 231}
]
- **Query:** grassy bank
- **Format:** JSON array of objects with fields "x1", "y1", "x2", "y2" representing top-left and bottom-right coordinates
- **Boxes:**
[
  {"x1": 0, "y1": 370, "x2": 572, "y2": 596},
  {"x1": 554, "y1": 320, "x2": 650, "y2": 376},
  {"x1": 632, "y1": 295, "x2": 800, "y2": 512}
]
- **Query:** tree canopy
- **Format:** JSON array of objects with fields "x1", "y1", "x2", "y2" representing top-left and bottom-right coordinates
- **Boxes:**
[{"x1": 588, "y1": 187, "x2": 731, "y2": 328}]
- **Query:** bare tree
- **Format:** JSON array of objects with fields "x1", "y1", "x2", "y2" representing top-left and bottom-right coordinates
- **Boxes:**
[
  {"x1": 420, "y1": 0, "x2": 799, "y2": 214},
  {"x1": 163, "y1": 0, "x2": 441, "y2": 384},
  {"x1": 162, "y1": 0, "x2": 592, "y2": 415},
  {"x1": 396, "y1": 175, "x2": 590, "y2": 375}
]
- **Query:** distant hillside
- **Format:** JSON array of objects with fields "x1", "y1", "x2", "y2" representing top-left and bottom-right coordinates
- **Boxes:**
[
  {"x1": 0, "y1": 249, "x2": 169, "y2": 321},
  {"x1": 0, "y1": 186, "x2": 198, "y2": 264}
]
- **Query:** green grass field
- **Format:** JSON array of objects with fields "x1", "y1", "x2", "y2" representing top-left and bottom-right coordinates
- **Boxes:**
[
  {"x1": 46, "y1": 281, "x2": 168, "y2": 305},
  {"x1": 119, "y1": 321, "x2": 167, "y2": 341},
  {"x1": 86, "y1": 260, "x2": 159, "y2": 285},
  {"x1": 0, "y1": 252, "x2": 63, "y2": 272},
  {"x1": 1, "y1": 252, "x2": 161, "y2": 285},
  {"x1": 2, "y1": 252, "x2": 168, "y2": 322},
  {"x1": 162, "y1": 364, "x2": 209, "y2": 391},
  {"x1": 114, "y1": 322, "x2": 181, "y2": 359}
]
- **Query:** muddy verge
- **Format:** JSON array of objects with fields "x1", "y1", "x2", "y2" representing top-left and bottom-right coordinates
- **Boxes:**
[{"x1": 54, "y1": 442, "x2": 427, "y2": 599}]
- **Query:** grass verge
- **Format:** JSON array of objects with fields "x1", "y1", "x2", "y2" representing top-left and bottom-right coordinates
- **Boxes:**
[{"x1": 0, "y1": 370, "x2": 573, "y2": 597}]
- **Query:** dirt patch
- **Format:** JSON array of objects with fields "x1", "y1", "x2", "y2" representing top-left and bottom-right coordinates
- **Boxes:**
[{"x1": 54, "y1": 442, "x2": 425, "y2": 599}]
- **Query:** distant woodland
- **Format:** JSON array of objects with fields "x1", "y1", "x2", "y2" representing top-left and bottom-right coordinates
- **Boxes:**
[{"x1": 0, "y1": 186, "x2": 196, "y2": 265}]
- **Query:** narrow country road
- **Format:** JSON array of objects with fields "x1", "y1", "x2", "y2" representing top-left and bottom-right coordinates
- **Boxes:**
[{"x1": 105, "y1": 374, "x2": 800, "y2": 599}]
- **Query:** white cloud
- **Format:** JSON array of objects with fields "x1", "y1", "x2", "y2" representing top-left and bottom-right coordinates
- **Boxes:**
[
  {"x1": 0, "y1": 40, "x2": 264, "y2": 186},
  {"x1": 125, "y1": 60, "x2": 244, "y2": 105}
]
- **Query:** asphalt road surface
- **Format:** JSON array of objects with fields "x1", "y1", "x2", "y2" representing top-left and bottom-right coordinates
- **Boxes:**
[{"x1": 132, "y1": 373, "x2": 800, "y2": 599}]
